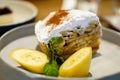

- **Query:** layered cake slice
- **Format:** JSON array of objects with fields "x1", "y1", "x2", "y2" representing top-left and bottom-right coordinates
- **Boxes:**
[
  {"x1": 0, "y1": 7, "x2": 13, "y2": 24},
  {"x1": 35, "y1": 10, "x2": 101, "y2": 59}
]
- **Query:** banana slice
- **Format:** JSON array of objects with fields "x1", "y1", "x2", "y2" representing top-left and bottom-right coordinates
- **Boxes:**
[
  {"x1": 59, "y1": 47, "x2": 92, "y2": 77},
  {"x1": 10, "y1": 48, "x2": 49, "y2": 73}
]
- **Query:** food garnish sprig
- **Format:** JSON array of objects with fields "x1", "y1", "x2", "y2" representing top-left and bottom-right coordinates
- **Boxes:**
[{"x1": 43, "y1": 37, "x2": 64, "y2": 76}]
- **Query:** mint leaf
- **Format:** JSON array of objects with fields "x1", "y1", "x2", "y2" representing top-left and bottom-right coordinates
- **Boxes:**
[
  {"x1": 44, "y1": 60, "x2": 59, "y2": 76},
  {"x1": 49, "y1": 37, "x2": 63, "y2": 45},
  {"x1": 43, "y1": 37, "x2": 64, "y2": 77}
]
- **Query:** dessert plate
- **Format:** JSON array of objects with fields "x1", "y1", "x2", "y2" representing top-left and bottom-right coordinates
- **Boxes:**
[
  {"x1": 0, "y1": 0, "x2": 38, "y2": 36},
  {"x1": 0, "y1": 23, "x2": 120, "y2": 80}
]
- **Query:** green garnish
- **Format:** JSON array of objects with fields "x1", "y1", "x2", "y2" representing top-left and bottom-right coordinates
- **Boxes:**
[
  {"x1": 44, "y1": 60, "x2": 59, "y2": 76},
  {"x1": 49, "y1": 37, "x2": 63, "y2": 45},
  {"x1": 43, "y1": 37, "x2": 64, "y2": 76}
]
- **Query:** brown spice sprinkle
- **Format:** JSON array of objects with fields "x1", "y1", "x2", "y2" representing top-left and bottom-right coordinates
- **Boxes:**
[{"x1": 46, "y1": 10, "x2": 69, "y2": 26}]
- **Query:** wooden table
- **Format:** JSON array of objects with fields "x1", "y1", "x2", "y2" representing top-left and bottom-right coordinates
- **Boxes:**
[{"x1": 28, "y1": 0, "x2": 62, "y2": 21}]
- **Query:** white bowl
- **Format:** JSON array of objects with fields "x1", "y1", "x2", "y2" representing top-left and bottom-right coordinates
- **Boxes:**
[{"x1": 0, "y1": 0, "x2": 38, "y2": 36}]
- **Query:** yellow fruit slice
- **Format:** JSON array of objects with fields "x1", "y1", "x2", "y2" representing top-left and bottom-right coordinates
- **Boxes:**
[
  {"x1": 59, "y1": 47, "x2": 92, "y2": 77},
  {"x1": 10, "y1": 48, "x2": 49, "y2": 73}
]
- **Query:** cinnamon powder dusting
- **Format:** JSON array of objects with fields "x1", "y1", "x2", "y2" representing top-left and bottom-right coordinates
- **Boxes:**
[{"x1": 46, "y1": 10, "x2": 69, "y2": 26}]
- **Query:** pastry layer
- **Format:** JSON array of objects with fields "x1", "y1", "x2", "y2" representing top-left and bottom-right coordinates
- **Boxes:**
[{"x1": 38, "y1": 20, "x2": 101, "y2": 59}]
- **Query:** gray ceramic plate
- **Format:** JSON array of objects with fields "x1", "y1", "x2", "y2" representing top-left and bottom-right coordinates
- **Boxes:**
[{"x1": 0, "y1": 23, "x2": 120, "y2": 80}]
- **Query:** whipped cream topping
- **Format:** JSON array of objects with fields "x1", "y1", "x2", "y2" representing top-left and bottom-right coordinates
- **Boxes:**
[{"x1": 35, "y1": 10, "x2": 100, "y2": 44}]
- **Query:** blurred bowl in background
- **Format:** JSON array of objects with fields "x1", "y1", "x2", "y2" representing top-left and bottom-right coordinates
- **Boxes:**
[
  {"x1": 103, "y1": 15, "x2": 120, "y2": 31},
  {"x1": 0, "y1": 0, "x2": 38, "y2": 36}
]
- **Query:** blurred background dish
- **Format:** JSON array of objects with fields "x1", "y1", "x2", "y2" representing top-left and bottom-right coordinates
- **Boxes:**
[
  {"x1": 0, "y1": 0, "x2": 38, "y2": 36},
  {"x1": 103, "y1": 15, "x2": 120, "y2": 31}
]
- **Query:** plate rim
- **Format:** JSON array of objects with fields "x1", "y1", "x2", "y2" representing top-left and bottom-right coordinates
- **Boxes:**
[{"x1": 0, "y1": 0, "x2": 38, "y2": 27}]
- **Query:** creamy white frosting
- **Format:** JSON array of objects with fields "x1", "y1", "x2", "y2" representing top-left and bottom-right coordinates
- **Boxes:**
[{"x1": 35, "y1": 10, "x2": 100, "y2": 44}]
